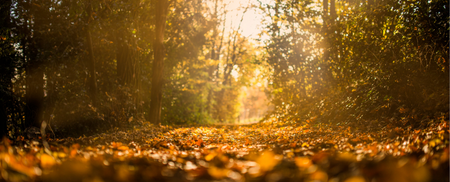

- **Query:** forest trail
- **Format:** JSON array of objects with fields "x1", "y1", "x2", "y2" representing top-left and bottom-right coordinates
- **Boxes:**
[
  {"x1": 210, "y1": 120, "x2": 261, "y2": 126},
  {"x1": 1, "y1": 0, "x2": 447, "y2": 181},
  {"x1": 1, "y1": 120, "x2": 448, "y2": 182}
]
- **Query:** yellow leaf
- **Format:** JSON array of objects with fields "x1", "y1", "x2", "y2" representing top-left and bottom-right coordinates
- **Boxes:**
[
  {"x1": 85, "y1": 146, "x2": 94, "y2": 151},
  {"x1": 295, "y1": 157, "x2": 312, "y2": 168},
  {"x1": 256, "y1": 151, "x2": 279, "y2": 172},
  {"x1": 344, "y1": 176, "x2": 366, "y2": 182},
  {"x1": 56, "y1": 152, "x2": 67, "y2": 158},
  {"x1": 2, "y1": 154, "x2": 37, "y2": 177},
  {"x1": 41, "y1": 153, "x2": 56, "y2": 169},
  {"x1": 177, "y1": 157, "x2": 184, "y2": 164},
  {"x1": 208, "y1": 166, "x2": 229, "y2": 179},
  {"x1": 337, "y1": 152, "x2": 356, "y2": 162},
  {"x1": 118, "y1": 146, "x2": 129, "y2": 151},
  {"x1": 430, "y1": 139, "x2": 441, "y2": 147},
  {"x1": 310, "y1": 170, "x2": 328, "y2": 181},
  {"x1": 205, "y1": 153, "x2": 216, "y2": 161}
]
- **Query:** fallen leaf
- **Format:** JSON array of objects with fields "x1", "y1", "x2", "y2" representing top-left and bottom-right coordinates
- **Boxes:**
[
  {"x1": 41, "y1": 154, "x2": 56, "y2": 169},
  {"x1": 344, "y1": 176, "x2": 366, "y2": 182},
  {"x1": 208, "y1": 166, "x2": 229, "y2": 179},
  {"x1": 256, "y1": 151, "x2": 279, "y2": 172},
  {"x1": 295, "y1": 157, "x2": 312, "y2": 168}
]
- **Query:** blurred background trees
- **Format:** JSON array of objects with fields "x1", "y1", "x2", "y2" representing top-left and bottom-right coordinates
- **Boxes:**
[
  {"x1": 0, "y1": 0, "x2": 447, "y2": 138},
  {"x1": 260, "y1": 0, "x2": 448, "y2": 128},
  {"x1": 1, "y1": 0, "x2": 266, "y2": 138}
]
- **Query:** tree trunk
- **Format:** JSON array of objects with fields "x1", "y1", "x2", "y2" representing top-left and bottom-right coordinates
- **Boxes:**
[
  {"x1": 330, "y1": 0, "x2": 336, "y2": 21},
  {"x1": 321, "y1": 0, "x2": 335, "y2": 92},
  {"x1": 0, "y1": 0, "x2": 13, "y2": 137},
  {"x1": 115, "y1": 30, "x2": 135, "y2": 86},
  {"x1": 25, "y1": 49, "x2": 44, "y2": 129},
  {"x1": 149, "y1": 0, "x2": 169, "y2": 124},
  {"x1": 86, "y1": 0, "x2": 97, "y2": 107},
  {"x1": 207, "y1": 0, "x2": 219, "y2": 116},
  {"x1": 323, "y1": 0, "x2": 328, "y2": 20},
  {"x1": 0, "y1": 103, "x2": 6, "y2": 138},
  {"x1": 26, "y1": 0, "x2": 45, "y2": 129}
]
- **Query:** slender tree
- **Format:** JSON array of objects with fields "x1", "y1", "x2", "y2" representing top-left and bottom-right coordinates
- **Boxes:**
[
  {"x1": 26, "y1": 0, "x2": 46, "y2": 129},
  {"x1": 85, "y1": 0, "x2": 97, "y2": 107},
  {"x1": 330, "y1": 0, "x2": 336, "y2": 20},
  {"x1": 149, "y1": 0, "x2": 169, "y2": 124},
  {"x1": 0, "y1": 0, "x2": 15, "y2": 137}
]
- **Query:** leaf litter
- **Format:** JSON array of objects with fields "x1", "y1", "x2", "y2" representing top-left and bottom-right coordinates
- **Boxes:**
[{"x1": 0, "y1": 120, "x2": 448, "y2": 182}]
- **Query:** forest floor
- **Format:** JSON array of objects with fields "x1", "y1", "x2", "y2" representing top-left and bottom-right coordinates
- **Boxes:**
[{"x1": 0, "y1": 119, "x2": 448, "y2": 182}]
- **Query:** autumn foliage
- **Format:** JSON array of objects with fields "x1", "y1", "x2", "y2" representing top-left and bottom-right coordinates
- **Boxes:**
[{"x1": 1, "y1": 116, "x2": 449, "y2": 181}]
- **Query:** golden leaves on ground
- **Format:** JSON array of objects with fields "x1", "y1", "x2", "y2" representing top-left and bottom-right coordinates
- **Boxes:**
[
  {"x1": 1, "y1": 153, "x2": 39, "y2": 177},
  {"x1": 0, "y1": 119, "x2": 448, "y2": 181}
]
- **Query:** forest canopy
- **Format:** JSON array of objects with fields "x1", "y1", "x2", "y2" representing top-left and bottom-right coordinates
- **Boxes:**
[{"x1": 0, "y1": 0, "x2": 448, "y2": 137}]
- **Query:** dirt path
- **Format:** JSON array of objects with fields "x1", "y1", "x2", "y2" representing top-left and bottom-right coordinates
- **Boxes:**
[{"x1": 208, "y1": 120, "x2": 261, "y2": 126}]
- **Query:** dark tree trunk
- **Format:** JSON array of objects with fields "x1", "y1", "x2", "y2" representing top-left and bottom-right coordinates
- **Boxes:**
[
  {"x1": 321, "y1": 0, "x2": 335, "y2": 91},
  {"x1": 149, "y1": 0, "x2": 169, "y2": 124},
  {"x1": 86, "y1": 0, "x2": 97, "y2": 106},
  {"x1": 323, "y1": 0, "x2": 328, "y2": 20},
  {"x1": 116, "y1": 33, "x2": 129, "y2": 85},
  {"x1": 86, "y1": 30, "x2": 97, "y2": 106},
  {"x1": 26, "y1": 0, "x2": 45, "y2": 129},
  {"x1": 0, "y1": 104, "x2": 6, "y2": 138},
  {"x1": 0, "y1": 0, "x2": 13, "y2": 137},
  {"x1": 25, "y1": 55, "x2": 44, "y2": 128},
  {"x1": 115, "y1": 29, "x2": 137, "y2": 86},
  {"x1": 330, "y1": 0, "x2": 336, "y2": 20}
]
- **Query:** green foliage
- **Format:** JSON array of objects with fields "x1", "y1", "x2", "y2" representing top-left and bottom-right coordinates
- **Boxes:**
[
  {"x1": 4, "y1": 0, "x2": 445, "y2": 137},
  {"x1": 261, "y1": 0, "x2": 449, "y2": 126},
  {"x1": 1, "y1": 0, "x2": 263, "y2": 137}
]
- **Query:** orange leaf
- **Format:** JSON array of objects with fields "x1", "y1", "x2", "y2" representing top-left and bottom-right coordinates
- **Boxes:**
[
  {"x1": 256, "y1": 151, "x2": 280, "y2": 172},
  {"x1": 344, "y1": 176, "x2": 366, "y2": 182},
  {"x1": 295, "y1": 157, "x2": 312, "y2": 168},
  {"x1": 196, "y1": 139, "x2": 203, "y2": 146},
  {"x1": 205, "y1": 153, "x2": 216, "y2": 161},
  {"x1": 289, "y1": 143, "x2": 297, "y2": 148},
  {"x1": 3, "y1": 154, "x2": 37, "y2": 177},
  {"x1": 41, "y1": 154, "x2": 56, "y2": 169},
  {"x1": 118, "y1": 146, "x2": 129, "y2": 151},
  {"x1": 71, "y1": 143, "x2": 80, "y2": 149},
  {"x1": 70, "y1": 149, "x2": 77, "y2": 157},
  {"x1": 208, "y1": 166, "x2": 229, "y2": 179}
]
